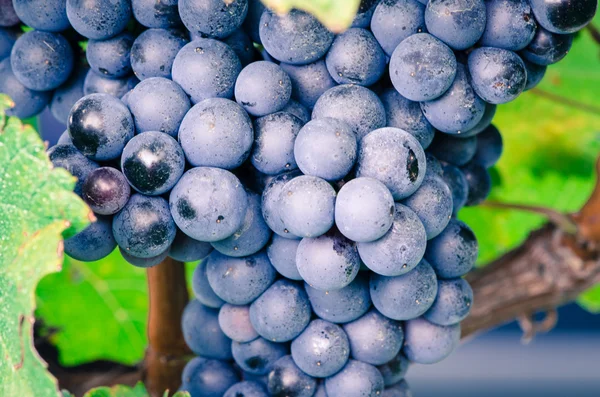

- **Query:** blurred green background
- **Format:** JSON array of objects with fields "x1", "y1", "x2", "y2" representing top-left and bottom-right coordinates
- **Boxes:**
[{"x1": 33, "y1": 17, "x2": 600, "y2": 368}]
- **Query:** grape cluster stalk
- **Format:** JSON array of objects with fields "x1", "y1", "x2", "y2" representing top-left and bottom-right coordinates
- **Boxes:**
[{"x1": 0, "y1": 0, "x2": 596, "y2": 396}]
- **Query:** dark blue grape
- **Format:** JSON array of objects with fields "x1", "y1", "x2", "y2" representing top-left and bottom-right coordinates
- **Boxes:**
[
  {"x1": 420, "y1": 64, "x2": 486, "y2": 134},
  {"x1": 468, "y1": 47, "x2": 527, "y2": 104},
  {"x1": 192, "y1": 260, "x2": 225, "y2": 308},
  {"x1": 325, "y1": 28, "x2": 386, "y2": 86},
  {"x1": 461, "y1": 160, "x2": 492, "y2": 205},
  {"x1": 50, "y1": 67, "x2": 87, "y2": 124},
  {"x1": 206, "y1": 250, "x2": 276, "y2": 305},
  {"x1": 344, "y1": 309, "x2": 403, "y2": 365},
  {"x1": 305, "y1": 273, "x2": 372, "y2": 324},
  {"x1": 291, "y1": 319, "x2": 350, "y2": 378},
  {"x1": 250, "y1": 279, "x2": 312, "y2": 342},
  {"x1": 472, "y1": 124, "x2": 503, "y2": 168},
  {"x1": 379, "y1": 88, "x2": 434, "y2": 149},
  {"x1": 402, "y1": 175, "x2": 453, "y2": 239},
  {"x1": 402, "y1": 317, "x2": 460, "y2": 364},
  {"x1": 0, "y1": 58, "x2": 51, "y2": 118},
  {"x1": 11, "y1": 31, "x2": 73, "y2": 91},
  {"x1": 357, "y1": 204, "x2": 426, "y2": 277},
  {"x1": 170, "y1": 167, "x2": 248, "y2": 242},
  {"x1": 243, "y1": 0, "x2": 265, "y2": 43},
  {"x1": 211, "y1": 192, "x2": 272, "y2": 257},
  {"x1": 260, "y1": 9, "x2": 334, "y2": 65},
  {"x1": 372, "y1": 0, "x2": 426, "y2": 56},
  {"x1": 425, "y1": 278, "x2": 473, "y2": 326},
  {"x1": 281, "y1": 100, "x2": 311, "y2": 124},
  {"x1": 352, "y1": 0, "x2": 380, "y2": 28},
  {"x1": 182, "y1": 299, "x2": 233, "y2": 359},
  {"x1": 47, "y1": 144, "x2": 99, "y2": 195},
  {"x1": 425, "y1": 153, "x2": 444, "y2": 178},
  {"x1": 520, "y1": 26, "x2": 574, "y2": 66},
  {"x1": 279, "y1": 176, "x2": 336, "y2": 238},
  {"x1": 66, "y1": 0, "x2": 131, "y2": 40},
  {"x1": 222, "y1": 28, "x2": 255, "y2": 67},
  {"x1": 425, "y1": 218, "x2": 478, "y2": 279},
  {"x1": 0, "y1": 0, "x2": 19, "y2": 27},
  {"x1": 87, "y1": 32, "x2": 133, "y2": 79},
  {"x1": 120, "y1": 246, "x2": 169, "y2": 268},
  {"x1": 172, "y1": 38, "x2": 241, "y2": 103},
  {"x1": 13, "y1": 0, "x2": 69, "y2": 31},
  {"x1": 335, "y1": 177, "x2": 394, "y2": 243},
  {"x1": 219, "y1": 304, "x2": 259, "y2": 343},
  {"x1": 235, "y1": 61, "x2": 292, "y2": 117},
  {"x1": 312, "y1": 84, "x2": 386, "y2": 140},
  {"x1": 131, "y1": 28, "x2": 188, "y2": 80},
  {"x1": 224, "y1": 381, "x2": 268, "y2": 397},
  {"x1": 383, "y1": 380, "x2": 412, "y2": 397},
  {"x1": 425, "y1": 0, "x2": 486, "y2": 50},
  {"x1": 440, "y1": 163, "x2": 469, "y2": 214},
  {"x1": 127, "y1": 77, "x2": 190, "y2": 137},
  {"x1": 261, "y1": 170, "x2": 302, "y2": 239},
  {"x1": 325, "y1": 360, "x2": 384, "y2": 397},
  {"x1": 233, "y1": 337, "x2": 288, "y2": 375},
  {"x1": 295, "y1": 118, "x2": 357, "y2": 182},
  {"x1": 428, "y1": 133, "x2": 477, "y2": 166},
  {"x1": 356, "y1": 127, "x2": 426, "y2": 200},
  {"x1": 268, "y1": 356, "x2": 317, "y2": 397},
  {"x1": 179, "y1": 0, "x2": 247, "y2": 39},
  {"x1": 530, "y1": 0, "x2": 597, "y2": 34},
  {"x1": 280, "y1": 60, "x2": 337, "y2": 109},
  {"x1": 297, "y1": 231, "x2": 361, "y2": 291},
  {"x1": 83, "y1": 70, "x2": 138, "y2": 98},
  {"x1": 132, "y1": 0, "x2": 181, "y2": 28},
  {"x1": 460, "y1": 102, "x2": 497, "y2": 138},
  {"x1": 181, "y1": 356, "x2": 239, "y2": 396},
  {"x1": 377, "y1": 354, "x2": 410, "y2": 387},
  {"x1": 64, "y1": 215, "x2": 116, "y2": 261},
  {"x1": 266, "y1": 235, "x2": 302, "y2": 280},
  {"x1": 523, "y1": 58, "x2": 547, "y2": 90},
  {"x1": 113, "y1": 194, "x2": 176, "y2": 258},
  {"x1": 314, "y1": 382, "x2": 328, "y2": 397},
  {"x1": 82, "y1": 167, "x2": 130, "y2": 215},
  {"x1": 390, "y1": 33, "x2": 456, "y2": 102},
  {"x1": 0, "y1": 28, "x2": 18, "y2": 60},
  {"x1": 480, "y1": 0, "x2": 537, "y2": 51},
  {"x1": 169, "y1": 229, "x2": 213, "y2": 262},
  {"x1": 242, "y1": 372, "x2": 269, "y2": 389},
  {"x1": 251, "y1": 112, "x2": 303, "y2": 175},
  {"x1": 179, "y1": 98, "x2": 253, "y2": 169},
  {"x1": 121, "y1": 131, "x2": 185, "y2": 195},
  {"x1": 68, "y1": 93, "x2": 134, "y2": 161},
  {"x1": 370, "y1": 260, "x2": 438, "y2": 320}
]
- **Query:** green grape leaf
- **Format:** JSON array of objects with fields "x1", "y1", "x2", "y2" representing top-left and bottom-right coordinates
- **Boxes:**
[
  {"x1": 0, "y1": 94, "x2": 92, "y2": 397},
  {"x1": 458, "y1": 20, "x2": 600, "y2": 312},
  {"x1": 261, "y1": 0, "x2": 361, "y2": 32},
  {"x1": 82, "y1": 382, "x2": 190, "y2": 397},
  {"x1": 579, "y1": 285, "x2": 600, "y2": 313}
]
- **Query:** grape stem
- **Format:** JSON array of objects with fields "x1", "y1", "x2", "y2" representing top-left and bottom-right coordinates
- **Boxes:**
[
  {"x1": 143, "y1": 257, "x2": 190, "y2": 397},
  {"x1": 462, "y1": 157, "x2": 600, "y2": 339}
]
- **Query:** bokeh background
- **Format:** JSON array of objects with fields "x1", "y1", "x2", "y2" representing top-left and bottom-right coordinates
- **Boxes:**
[{"x1": 33, "y1": 13, "x2": 600, "y2": 396}]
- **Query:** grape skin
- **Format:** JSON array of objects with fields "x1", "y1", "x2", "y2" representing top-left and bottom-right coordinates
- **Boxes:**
[
  {"x1": 112, "y1": 194, "x2": 176, "y2": 259},
  {"x1": 87, "y1": 32, "x2": 134, "y2": 79},
  {"x1": 424, "y1": 0, "x2": 487, "y2": 50},
  {"x1": 66, "y1": 0, "x2": 131, "y2": 40},
  {"x1": 169, "y1": 167, "x2": 249, "y2": 242},
  {"x1": 83, "y1": 70, "x2": 138, "y2": 98},
  {"x1": 324, "y1": 360, "x2": 384, "y2": 397},
  {"x1": 235, "y1": 61, "x2": 292, "y2": 117},
  {"x1": 291, "y1": 319, "x2": 350, "y2": 378},
  {"x1": 251, "y1": 112, "x2": 303, "y2": 175},
  {"x1": 50, "y1": 67, "x2": 87, "y2": 125},
  {"x1": 218, "y1": 304, "x2": 259, "y2": 343},
  {"x1": 132, "y1": 0, "x2": 182, "y2": 28},
  {"x1": 425, "y1": 218, "x2": 479, "y2": 279},
  {"x1": 64, "y1": 215, "x2": 116, "y2": 262},
  {"x1": 480, "y1": 0, "x2": 537, "y2": 51},
  {"x1": 232, "y1": 337, "x2": 288, "y2": 376},
  {"x1": 370, "y1": 260, "x2": 438, "y2": 321},
  {"x1": 179, "y1": 0, "x2": 248, "y2": 39},
  {"x1": 280, "y1": 60, "x2": 337, "y2": 109},
  {"x1": 169, "y1": 230, "x2": 213, "y2": 262},
  {"x1": 424, "y1": 278, "x2": 474, "y2": 326},
  {"x1": 11, "y1": 31, "x2": 73, "y2": 91},
  {"x1": 266, "y1": 235, "x2": 302, "y2": 280},
  {"x1": 181, "y1": 299, "x2": 233, "y2": 360},
  {"x1": 267, "y1": 356, "x2": 317, "y2": 397},
  {"x1": 181, "y1": 356, "x2": 239, "y2": 396},
  {"x1": 130, "y1": 28, "x2": 188, "y2": 80},
  {"x1": 191, "y1": 260, "x2": 225, "y2": 309},
  {"x1": 371, "y1": 0, "x2": 426, "y2": 57},
  {"x1": 402, "y1": 317, "x2": 461, "y2": 364},
  {"x1": 224, "y1": 381, "x2": 268, "y2": 397},
  {"x1": 13, "y1": 0, "x2": 70, "y2": 32},
  {"x1": 390, "y1": 33, "x2": 457, "y2": 102},
  {"x1": 82, "y1": 167, "x2": 130, "y2": 215},
  {"x1": 47, "y1": 144, "x2": 99, "y2": 196}
]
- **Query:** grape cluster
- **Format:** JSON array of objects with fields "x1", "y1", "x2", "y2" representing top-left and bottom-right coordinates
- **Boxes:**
[{"x1": 1, "y1": 0, "x2": 595, "y2": 395}]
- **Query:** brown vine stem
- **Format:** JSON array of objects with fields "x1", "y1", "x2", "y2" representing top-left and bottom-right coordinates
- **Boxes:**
[
  {"x1": 529, "y1": 88, "x2": 600, "y2": 116},
  {"x1": 144, "y1": 257, "x2": 190, "y2": 397}
]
